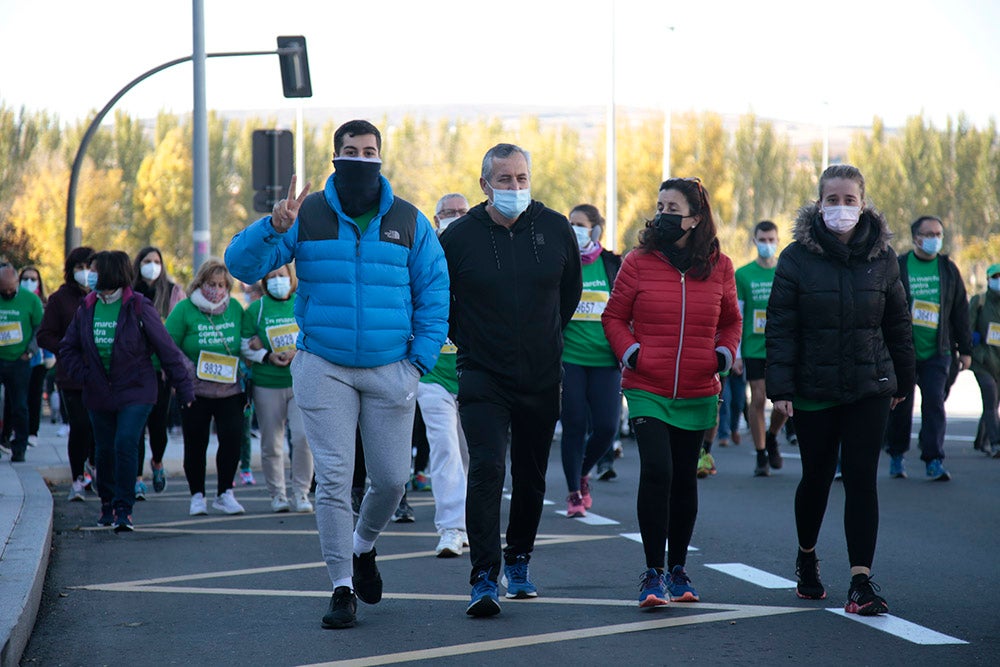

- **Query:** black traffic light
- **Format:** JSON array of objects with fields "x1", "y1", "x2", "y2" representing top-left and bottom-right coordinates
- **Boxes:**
[
  {"x1": 277, "y1": 36, "x2": 312, "y2": 98},
  {"x1": 252, "y1": 129, "x2": 294, "y2": 213}
]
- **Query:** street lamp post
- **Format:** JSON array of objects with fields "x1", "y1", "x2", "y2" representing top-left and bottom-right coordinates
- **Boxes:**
[{"x1": 662, "y1": 26, "x2": 676, "y2": 181}]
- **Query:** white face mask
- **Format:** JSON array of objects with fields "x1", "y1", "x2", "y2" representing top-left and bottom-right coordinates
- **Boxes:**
[
  {"x1": 756, "y1": 242, "x2": 777, "y2": 259},
  {"x1": 488, "y1": 185, "x2": 531, "y2": 220},
  {"x1": 266, "y1": 276, "x2": 292, "y2": 299},
  {"x1": 822, "y1": 205, "x2": 861, "y2": 234},
  {"x1": 74, "y1": 269, "x2": 92, "y2": 288},
  {"x1": 437, "y1": 216, "x2": 459, "y2": 232},
  {"x1": 20, "y1": 279, "x2": 38, "y2": 293},
  {"x1": 572, "y1": 225, "x2": 593, "y2": 250},
  {"x1": 140, "y1": 262, "x2": 162, "y2": 281}
]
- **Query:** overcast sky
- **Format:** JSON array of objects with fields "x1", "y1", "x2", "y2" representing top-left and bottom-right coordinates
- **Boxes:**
[{"x1": 2, "y1": 0, "x2": 998, "y2": 129}]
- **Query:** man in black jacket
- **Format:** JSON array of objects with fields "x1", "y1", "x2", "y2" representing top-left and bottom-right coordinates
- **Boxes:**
[
  {"x1": 440, "y1": 143, "x2": 582, "y2": 617},
  {"x1": 885, "y1": 216, "x2": 972, "y2": 481}
]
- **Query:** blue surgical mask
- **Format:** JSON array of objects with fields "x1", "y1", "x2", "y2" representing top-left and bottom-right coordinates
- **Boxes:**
[
  {"x1": 756, "y1": 242, "x2": 777, "y2": 259},
  {"x1": 20, "y1": 279, "x2": 38, "y2": 293},
  {"x1": 488, "y1": 185, "x2": 531, "y2": 220},
  {"x1": 988, "y1": 277, "x2": 1000, "y2": 292},
  {"x1": 572, "y1": 225, "x2": 593, "y2": 250},
  {"x1": 266, "y1": 276, "x2": 292, "y2": 299},
  {"x1": 920, "y1": 236, "x2": 943, "y2": 255},
  {"x1": 86, "y1": 271, "x2": 99, "y2": 291}
]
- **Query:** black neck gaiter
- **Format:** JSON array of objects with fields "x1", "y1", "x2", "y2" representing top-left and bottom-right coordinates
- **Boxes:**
[{"x1": 333, "y1": 158, "x2": 382, "y2": 217}]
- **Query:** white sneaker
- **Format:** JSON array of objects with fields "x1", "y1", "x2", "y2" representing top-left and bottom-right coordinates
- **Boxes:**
[
  {"x1": 292, "y1": 493, "x2": 313, "y2": 513},
  {"x1": 435, "y1": 529, "x2": 464, "y2": 558},
  {"x1": 212, "y1": 489, "x2": 245, "y2": 515},
  {"x1": 27, "y1": 435, "x2": 38, "y2": 447},
  {"x1": 67, "y1": 476, "x2": 86, "y2": 502},
  {"x1": 271, "y1": 496, "x2": 291, "y2": 513},
  {"x1": 189, "y1": 492, "x2": 208, "y2": 516}
]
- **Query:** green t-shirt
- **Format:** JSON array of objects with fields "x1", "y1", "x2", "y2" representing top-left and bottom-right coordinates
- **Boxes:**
[
  {"x1": 0, "y1": 288, "x2": 43, "y2": 361},
  {"x1": 93, "y1": 299, "x2": 122, "y2": 372},
  {"x1": 793, "y1": 396, "x2": 838, "y2": 411},
  {"x1": 354, "y1": 208, "x2": 378, "y2": 236},
  {"x1": 420, "y1": 339, "x2": 458, "y2": 395},
  {"x1": 623, "y1": 389, "x2": 719, "y2": 431},
  {"x1": 165, "y1": 298, "x2": 245, "y2": 383},
  {"x1": 735, "y1": 260, "x2": 776, "y2": 360},
  {"x1": 243, "y1": 294, "x2": 298, "y2": 389},
  {"x1": 907, "y1": 254, "x2": 941, "y2": 361},
  {"x1": 563, "y1": 257, "x2": 617, "y2": 367}
]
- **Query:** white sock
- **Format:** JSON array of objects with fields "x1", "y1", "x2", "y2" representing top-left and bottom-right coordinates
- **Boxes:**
[
  {"x1": 334, "y1": 577, "x2": 352, "y2": 591},
  {"x1": 353, "y1": 534, "x2": 375, "y2": 556}
]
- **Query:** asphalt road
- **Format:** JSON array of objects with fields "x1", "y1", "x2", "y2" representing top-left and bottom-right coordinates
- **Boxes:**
[{"x1": 21, "y1": 416, "x2": 1000, "y2": 666}]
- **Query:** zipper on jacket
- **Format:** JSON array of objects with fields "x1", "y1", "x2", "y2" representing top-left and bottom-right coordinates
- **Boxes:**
[
  {"x1": 354, "y1": 224, "x2": 363, "y2": 364},
  {"x1": 673, "y1": 271, "x2": 687, "y2": 397}
]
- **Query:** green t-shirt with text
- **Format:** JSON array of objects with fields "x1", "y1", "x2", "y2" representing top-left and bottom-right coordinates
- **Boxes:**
[
  {"x1": 165, "y1": 298, "x2": 245, "y2": 377},
  {"x1": 735, "y1": 260, "x2": 776, "y2": 360},
  {"x1": 243, "y1": 294, "x2": 298, "y2": 389},
  {"x1": 907, "y1": 254, "x2": 940, "y2": 361},
  {"x1": 92, "y1": 299, "x2": 122, "y2": 372},
  {"x1": 420, "y1": 339, "x2": 458, "y2": 395},
  {"x1": 0, "y1": 288, "x2": 43, "y2": 361},
  {"x1": 563, "y1": 257, "x2": 617, "y2": 367}
]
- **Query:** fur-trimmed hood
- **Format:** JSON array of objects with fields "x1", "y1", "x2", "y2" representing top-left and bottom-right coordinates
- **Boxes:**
[{"x1": 793, "y1": 204, "x2": 893, "y2": 262}]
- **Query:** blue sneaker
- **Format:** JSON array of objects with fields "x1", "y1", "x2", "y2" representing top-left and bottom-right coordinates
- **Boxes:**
[
  {"x1": 926, "y1": 459, "x2": 951, "y2": 481},
  {"x1": 152, "y1": 466, "x2": 167, "y2": 493},
  {"x1": 466, "y1": 571, "x2": 501, "y2": 617},
  {"x1": 667, "y1": 565, "x2": 700, "y2": 602},
  {"x1": 638, "y1": 568, "x2": 669, "y2": 608},
  {"x1": 889, "y1": 455, "x2": 906, "y2": 479},
  {"x1": 502, "y1": 554, "x2": 538, "y2": 599},
  {"x1": 135, "y1": 480, "x2": 148, "y2": 501}
]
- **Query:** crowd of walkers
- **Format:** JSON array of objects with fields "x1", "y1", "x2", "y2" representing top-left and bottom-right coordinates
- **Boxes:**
[{"x1": 3, "y1": 119, "x2": 997, "y2": 630}]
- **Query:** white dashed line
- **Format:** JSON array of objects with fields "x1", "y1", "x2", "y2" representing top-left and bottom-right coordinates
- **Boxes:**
[
  {"x1": 704, "y1": 563, "x2": 796, "y2": 588},
  {"x1": 825, "y1": 609, "x2": 968, "y2": 645}
]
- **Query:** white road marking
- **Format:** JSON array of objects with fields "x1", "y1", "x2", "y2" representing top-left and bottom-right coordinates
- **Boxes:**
[
  {"x1": 554, "y1": 510, "x2": 620, "y2": 525},
  {"x1": 619, "y1": 533, "x2": 699, "y2": 551},
  {"x1": 826, "y1": 609, "x2": 968, "y2": 645},
  {"x1": 704, "y1": 563, "x2": 796, "y2": 588}
]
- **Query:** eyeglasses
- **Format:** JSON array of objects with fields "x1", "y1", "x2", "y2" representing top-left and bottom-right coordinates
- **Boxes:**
[{"x1": 437, "y1": 208, "x2": 468, "y2": 218}]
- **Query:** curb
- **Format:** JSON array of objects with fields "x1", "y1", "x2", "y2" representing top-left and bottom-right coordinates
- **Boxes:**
[{"x1": 0, "y1": 466, "x2": 53, "y2": 667}]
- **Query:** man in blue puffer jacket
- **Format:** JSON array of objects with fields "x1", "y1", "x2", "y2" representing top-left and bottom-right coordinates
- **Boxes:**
[{"x1": 225, "y1": 120, "x2": 449, "y2": 629}]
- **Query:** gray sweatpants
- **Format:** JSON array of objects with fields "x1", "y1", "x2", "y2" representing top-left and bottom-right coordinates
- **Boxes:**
[{"x1": 292, "y1": 350, "x2": 419, "y2": 585}]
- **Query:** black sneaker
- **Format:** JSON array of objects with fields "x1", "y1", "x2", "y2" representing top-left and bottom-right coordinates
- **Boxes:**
[
  {"x1": 113, "y1": 511, "x2": 134, "y2": 533},
  {"x1": 766, "y1": 432, "x2": 783, "y2": 469},
  {"x1": 845, "y1": 573, "x2": 888, "y2": 615},
  {"x1": 754, "y1": 450, "x2": 770, "y2": 477},
  {"x1": 353, "y1": 548, "x2": 383, "y2": 604},
  {"x1": 392, "y1": 494, "x2": 415, "y2": 523},
  {"x1": 795, "y1": 550, "x2": 826, "y2": 599},
  {"x1": 97, "y1": 503, "x2": 114, "y2": 527},
  {"x1": 322, "y1": 586, "x2": 357, "y2": 629}
]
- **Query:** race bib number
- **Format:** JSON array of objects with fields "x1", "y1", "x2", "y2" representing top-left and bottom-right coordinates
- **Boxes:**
[
  {"x1": 753, "y1": 309, "x2": 767, "y2": 335},
  {"x1": 911, "y1": 300, "x2": 939, "y2": 329},
  {"x1": 0, "y1": 321, "x2": 23, "y2": 346},
  {"x1": 196, "y1": 351, "x2": 239, "y2": 384},
  {"x1": 988, "y1": 322, "x2": 1000, "y2": 347},
  {"x1": 573, "y1": 290, "x2": 609, "y2": 321},
  {"x1": 266, "y1": 322, "x2": 299, "y2": 354},
  {"x1": 440, "y1": 342, "x2": 458, "y2": 355}
]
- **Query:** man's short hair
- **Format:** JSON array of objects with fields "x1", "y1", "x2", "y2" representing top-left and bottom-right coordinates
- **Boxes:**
[
  {"x1": 334, "y1": 120, "x2": 382, "y2": 155},
  {"x1": 481, "y1": 143, "x2": 531, "y2": 183},
  {"x1": 436, "y1": 193, "x2": 468, "y2": 215},
  {"x1": 910, "y1": 215, "x2": 943, "y2": 237},
  {"x1": 753, "y1": 220, "x2": 778, "y2": 236}
]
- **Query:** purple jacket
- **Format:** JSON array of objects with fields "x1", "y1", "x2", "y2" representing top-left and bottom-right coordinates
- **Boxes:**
[{"x1": 58, "y1": 287, "x2": 195, "y2": 412}]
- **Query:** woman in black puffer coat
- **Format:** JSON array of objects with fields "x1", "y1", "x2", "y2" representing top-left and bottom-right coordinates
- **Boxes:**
[{"x1": 765, "y1": 164, "x2": 914, "y2": 616}]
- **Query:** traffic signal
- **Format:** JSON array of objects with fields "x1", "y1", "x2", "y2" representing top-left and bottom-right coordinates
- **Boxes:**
[
  {"x1": 277, "y1": 36, "x2": 312, "y2": 98},
  {"x1": 252, "y1": 129, "x2": 294, "y2": 213}
]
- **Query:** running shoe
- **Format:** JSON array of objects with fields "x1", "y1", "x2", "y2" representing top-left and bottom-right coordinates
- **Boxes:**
[
  {"x1": 353, "y1": 548, "x2": 382, "y2": 604},
  {"x1": 392, "y1": 494, "x2": 415, "y2": 523},
  {"x1": 717, "y1": 438, "x2": 730, "y2": 448},
  {"x1": 889, "y1": 454, "x2": 907, "y2": 479},
  {"x1": 596, "y1": 460, "x2": 617, "y2": 481},
  {"x1": 467, "y1": 570, "x2": 501, "y2": 617},
  {"x1": 151, "y1": 465, "x2": 167, "y2": 493},
  {"x1": 293, "y1": 493, "x2": 314, "y2": 513},
  {"x1": 754, "y1": 450, "x2": 770, "y2": 477},
  {"x1": 926, "y1": 458, "x2": 951, "y2": 481},
  {"x1": 566, "y1": 492, "x2": 586, "y2": 518},
  {"x1": 83, "y1": 463, "x2": 95, "y2": 491},
  {"x1": 638, "y1": 568, "x2": 669, "y2": 608},
  {"x1": 795, "y1": 549, "x2": 826, "y2": 599},
  {"x1": 68, "y1": 476, "x2": 87, "y2": 502},
  {"x1": 113, "y1": 511, "x2": 134, "y2": 533},
  {"x1": 135, "y1": 480, "x2": 148, "y2": 501},
  {"x1": 238, "y1": 468, "x2": 256, "y2": 485},
  {"x1": 579, "y1": 475, "x2": 593, "y2": 509},
  {"x1": 271, "y1": 496, "x2": 291, "y2": 513},
  {"x1": 666, "y1": 565, "x2": 700, "y2": 602},
  {"x1": 97, "y1": 503, "x2": 114, "y2": 527},
  {"x1": 189, "y1": 492, "x2": 208, "y2": 516},
  {"x1": 731, "y1": 431, "x2": 742, "y2": 445},
  {"x1": 435, "y1": 529, "x2": 464, "y2": 558},
  {"x1": 410, "y1": 471, "x2": 432, "y2": 492},
  {"x1": 322, "y1": 586, "x2": 356, "y2": 629},
  {"x1": 696, "y1": 449, "x2": 717, "y2": 478},
  {"x1": 765, "y1": 431, "x2": 783, "y2": 469},
  {"x1": 502, "y1": 553, "x2": 538, "y2": 599},
  {"x1": 845, "y1": 573, "x2": 888, "y2": 615},
  {"x1": 212, "y1": 489, "x2": 245, "y2": 514}
]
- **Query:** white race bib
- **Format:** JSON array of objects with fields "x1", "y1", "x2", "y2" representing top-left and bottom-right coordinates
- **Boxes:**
[
  {"x1": 572, "y1": 290, "x2": 609, "y2": 321},
  {"x1": 196, "y1": 350, "x2": 239, "y2": 384},
  {"x1": 988, "y1": 322, "x2": 1000, "y2": 347},
  {"x1": 265, "y1": 322, "x2": 299, "y2": 354},
  {"x1": 753, "y1": 309, "x2": 767, "y2": 335},
  {"x1": 0, "y1": 321, "x2": 24, "y2": 347},
  {"x1": 912, "y1": 299, "x2": 940, "y2": 329}
]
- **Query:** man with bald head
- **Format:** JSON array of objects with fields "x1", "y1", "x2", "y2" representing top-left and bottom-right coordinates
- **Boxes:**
[{"x1": 0, "y1": 262, "x2": 44, "y2": 462}]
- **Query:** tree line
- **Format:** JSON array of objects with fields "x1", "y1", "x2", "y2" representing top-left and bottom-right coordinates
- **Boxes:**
[{"x1": 1, "y1": 102, "x2": 998, "y2": 292}]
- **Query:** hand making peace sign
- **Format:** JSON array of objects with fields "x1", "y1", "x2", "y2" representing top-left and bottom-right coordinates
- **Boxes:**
[{"x1": 269, "y1": 174, "x2": 312, "y2": 233}]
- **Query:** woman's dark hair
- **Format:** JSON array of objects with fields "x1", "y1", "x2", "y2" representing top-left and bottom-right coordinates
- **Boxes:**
[
  {"x1": 91, "y1": 251, "x2": 134, "y2": 291},
  {"x1": 639, "y1": 178, "x2": 720, "y2": 279},
  {"x1": 18, "y1": 265, "x2": 47, "y2": 305},
  {"x1": 133, "y1": 246, "x2": 173, "y2": 318},
  {"x1": 570, "y1": 204, "x2": 605, "y2": 228},
  {"x1": 63, "y1": 246, "x2": 95, "y2": 285}
]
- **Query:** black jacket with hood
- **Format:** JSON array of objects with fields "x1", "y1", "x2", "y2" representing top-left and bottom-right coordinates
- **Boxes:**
[
  {"x1": 896, "y1": 250, "x2": 972, "y2": 359},
  {"x1": 765, "y1": 205, "x2": 915, "y2": 404},
  {"x1": 440, "y1": 200, "x2": 583, "y2": 391}
]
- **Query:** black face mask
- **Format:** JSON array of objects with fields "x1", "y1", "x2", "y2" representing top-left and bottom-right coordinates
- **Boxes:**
[
  {"x1": 333, "y1": 158, "x2": 382, "y2": 217},
  {"x1": 0, "y1": 290, "x2": 15, "y2": 301},
  {"x1": 653, "y1": 213, "x2": 686, "y2": 246}
]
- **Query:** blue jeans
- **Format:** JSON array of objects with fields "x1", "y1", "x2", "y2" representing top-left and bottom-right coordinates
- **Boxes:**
[
  {"x1": 885, "y1": 352, "x2": 950, "y2": 461},
  {"x1": 718, "y1": 369, "x2": 746, "y2": 441},
  {"x1": 90, "y1": 403, "x2": 154, "y2": 514},
  {"x1": 0, "y1": 357, "x2": 30, "y2": 454},
  {"x1": 559, "y1": 362, "x2": 622, "y2": 491}
]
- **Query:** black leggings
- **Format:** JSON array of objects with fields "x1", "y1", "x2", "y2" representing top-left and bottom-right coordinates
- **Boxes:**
[
  {"x1": 632, "y1": 416, "x2": 703, "y2": 570},
  {"x1": 182, "y1": 393, "x2": 245, "y2": 497},
  {"x1": 137, "y1": 373, "x2": 172, "y2": 475},
  {"x1": 61, "y1": 387, "x2": 95, "y2": 479},
  {"x1": 793, "y1": 395, "x2": 891, "y2": 569}
]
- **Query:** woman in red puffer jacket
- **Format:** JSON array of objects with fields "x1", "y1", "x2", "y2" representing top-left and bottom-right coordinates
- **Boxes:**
[{"x1": 602, "y1": 177, "x2": 741, "y2": 609}]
